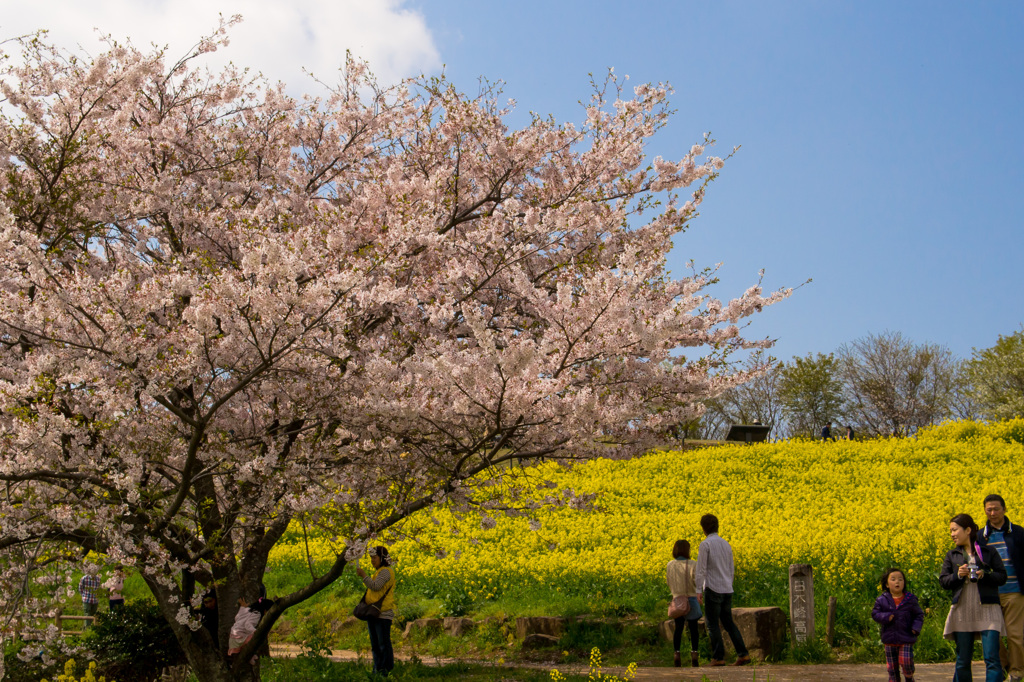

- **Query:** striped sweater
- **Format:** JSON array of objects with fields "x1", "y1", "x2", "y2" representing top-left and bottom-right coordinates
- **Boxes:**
[{"x1": 363, "y1": 566, "x2": 396, "y2": 620}]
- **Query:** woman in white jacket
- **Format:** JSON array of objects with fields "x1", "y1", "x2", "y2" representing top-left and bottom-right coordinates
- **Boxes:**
[{"x1": 667, "y1": 539, "x2": 703, "y2": 667}]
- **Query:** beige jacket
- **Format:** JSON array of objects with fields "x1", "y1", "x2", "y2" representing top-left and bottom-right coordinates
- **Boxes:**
[{"x1": 666, "y1": 558, "x2": 697, "y2": 597}]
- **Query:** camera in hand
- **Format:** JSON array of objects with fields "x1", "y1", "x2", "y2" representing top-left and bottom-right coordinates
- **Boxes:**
[{"x1": 968, "y1": 556, "x2": 979, "y2": 583}]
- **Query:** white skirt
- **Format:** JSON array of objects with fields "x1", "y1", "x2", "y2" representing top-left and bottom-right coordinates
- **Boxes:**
[{"x1": 943, "y1": 581, "x2": 1006, "y2": 639}]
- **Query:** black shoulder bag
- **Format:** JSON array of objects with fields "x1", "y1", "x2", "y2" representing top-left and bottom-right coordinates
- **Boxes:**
[{"x1": 353, "y1": 583, "x2": 393, "y2": 621}]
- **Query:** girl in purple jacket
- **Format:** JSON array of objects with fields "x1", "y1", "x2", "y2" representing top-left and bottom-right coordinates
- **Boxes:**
[{"x1": 872, "y1": 567, "x2": 925, "y2": 682}]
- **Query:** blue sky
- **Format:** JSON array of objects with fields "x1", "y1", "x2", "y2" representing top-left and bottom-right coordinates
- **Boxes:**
[
  {"x1": 415, "y1": 1, "x2": 1024, "y2": 362},
  {"x1": 5, "y1": 0, "x2": 1022, "y2": 363}
]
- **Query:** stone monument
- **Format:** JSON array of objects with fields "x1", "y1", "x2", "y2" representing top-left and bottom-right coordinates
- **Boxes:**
[{"x1": 788, "y1": 563, "x2": 814, "y2": 643}]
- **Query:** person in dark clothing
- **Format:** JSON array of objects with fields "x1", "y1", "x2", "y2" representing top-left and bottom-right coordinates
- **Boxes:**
[
  {"x1": 198, "y1": 591, "x2": 219, "y2": 647},
  {"x1": 940, "y1": 513, "x2": 1007, "y2": 682},
  {"x1": 821, "y1": 422, "x2": 834, "y2": 441},
  {"x1": 979, "y1": 493, "x2": 1024, "y2": 682},
  {"x1": 872, "y1": 567, "x2": 924, "y2": 682}
]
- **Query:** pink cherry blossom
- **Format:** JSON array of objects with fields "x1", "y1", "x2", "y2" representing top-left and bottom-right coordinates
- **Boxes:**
[{"x1": 0, "y1": 26, "x2": 789, "y2": 682}]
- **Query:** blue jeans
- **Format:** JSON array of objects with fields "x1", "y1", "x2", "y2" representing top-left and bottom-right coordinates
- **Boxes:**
[
  {"x1": 703, "y1": 589, "x2": 748, "y2": 661},
  {"x1": 367, "y1": 618, "x2": 394, "y2": 675},
  {"x1": 953, "y1": 630, "x2": 1003, "y2": 682}
]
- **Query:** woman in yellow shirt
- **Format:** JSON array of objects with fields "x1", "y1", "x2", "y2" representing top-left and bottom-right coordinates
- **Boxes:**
[{"x1": 356, "y1": 546, "x2": 396, "y2": 675}]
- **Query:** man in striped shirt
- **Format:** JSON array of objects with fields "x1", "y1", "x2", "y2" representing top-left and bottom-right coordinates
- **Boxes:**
[
  {"x1": 695, "y1": 514, "x2": 751, "y2": 667},
  {"x1": 981, "y1": 494, "x2": 1024, "y2": 682}
]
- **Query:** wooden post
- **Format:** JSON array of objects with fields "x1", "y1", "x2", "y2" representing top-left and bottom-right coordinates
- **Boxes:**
[
  {"x1": 788, "y1": 564, "x2": 815, "y2": 643},
  {"x1": 54, "y1": 607, "x2": 62, "y2": 631},
  {"x1": 826, "y1": 596, "x2": 837, "y2": 646}
]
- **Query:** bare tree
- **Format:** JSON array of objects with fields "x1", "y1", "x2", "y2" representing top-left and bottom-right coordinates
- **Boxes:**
[
  {"x1": 838, "y1": 331, "x2": 959, "y2": 436},
  {"x1": 698, "y1": 394, "x2": 732, "y2": 440},
  {"x1": 949, "y1": 359, "x2": 982, "y2": 421},
  {"x1": 700, "y1": 352, "x2": 785, "y2": 439}
]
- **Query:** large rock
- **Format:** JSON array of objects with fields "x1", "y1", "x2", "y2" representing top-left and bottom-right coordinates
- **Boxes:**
[
  {"x1": 158, "y1": 666, "x2": 189, "y2": 682},
  {"x1": 521, "y1": 633, "x2": 560, "y2": 650},
  {"x1": 658, "y1": 618, "x2": 678, "y2": 643},
  {"x1": 443, "y1": 616, "x2": 476, "y2": 637},
  {"x1": 516, "y1": 616, "x2": 566, "y2": 639},
  {"x1": 402, "y1": 618, "x2": 443, "y2": 639},
  {"x1": 661, "y1": 607, "x2": 787, "y2": 661}
]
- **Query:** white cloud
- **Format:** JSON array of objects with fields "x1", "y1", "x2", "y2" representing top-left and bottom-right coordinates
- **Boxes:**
[{"x1": 0, "y1": 0, "x2": 441, "y2": 91}]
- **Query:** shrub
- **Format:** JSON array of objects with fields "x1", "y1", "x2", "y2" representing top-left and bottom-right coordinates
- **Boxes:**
[
  {"x1": 438, "y1": 587, "x2": 473, "y2": 618},
  {"x1": 85, "y1": 602, "x2": 186, "y2": 681},
  {"x1": 1, "y1": 638, "x2": 60, "y2": 682}
]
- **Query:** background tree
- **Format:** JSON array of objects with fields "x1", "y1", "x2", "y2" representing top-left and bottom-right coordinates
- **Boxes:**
[
  {"x1": 700, "y1": 351, "x2": 784, "y2": 439},
  {"x1": 0, "y1": 30, "x2": 788, "y2": 682},
  {"x1": 779, "y1": 352, "x2": 845, "y2": 437},
  {"x1": 949, "y1": 359, "x2": 981, "y2": 421},
  {"x1": 964, "y1": 329, "x2": 1024, "y2": 421},
  {"x1": 699, "y1": 397, "x2": 733, "y2": 440},
  {"x1": 838, "y1": 331, "x2": 958, "y2": 436}
]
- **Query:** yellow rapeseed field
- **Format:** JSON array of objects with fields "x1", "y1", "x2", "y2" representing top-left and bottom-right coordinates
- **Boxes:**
[{"x1": 269, "y1": 419, "x2": 1024, "y2": 608}]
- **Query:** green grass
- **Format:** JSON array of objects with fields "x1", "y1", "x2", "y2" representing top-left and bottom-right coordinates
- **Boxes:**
[
  {"x1": 262, "y1": 560, "x2": 956, "y2": 666},
  {"x1": 34, "y1": 558, "x2": 962, "y2": 670},
  {"x1": 255, "y1": 658, "x2": 578, "y2": 682}
]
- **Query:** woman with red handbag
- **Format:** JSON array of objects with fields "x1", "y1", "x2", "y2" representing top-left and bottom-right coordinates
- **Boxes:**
[{"x1": 667, "y1": 539, "x2": 703, "y2": 667}]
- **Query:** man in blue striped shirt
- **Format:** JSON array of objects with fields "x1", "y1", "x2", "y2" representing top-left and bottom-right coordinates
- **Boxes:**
[{"x1": 981, "y1": 493, "x2": 1024, "y2": 682}]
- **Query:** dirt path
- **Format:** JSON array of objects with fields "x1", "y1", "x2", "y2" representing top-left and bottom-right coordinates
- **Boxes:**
[
  {"x1": 270, "y1": 644, "x2": 971, "y2": 680},
  {"x1": 606, "y1": 662, "x2": 963, "y2": 680}
]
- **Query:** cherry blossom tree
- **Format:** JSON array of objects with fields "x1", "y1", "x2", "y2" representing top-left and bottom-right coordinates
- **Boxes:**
[{"x1": 0, "y1": 26, "x2": 788, "y2": 682}]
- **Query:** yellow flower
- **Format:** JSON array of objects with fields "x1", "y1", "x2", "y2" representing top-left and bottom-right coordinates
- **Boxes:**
[{"x1": 269, "y1": 419, "x2": 1024, "y2": 610}]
